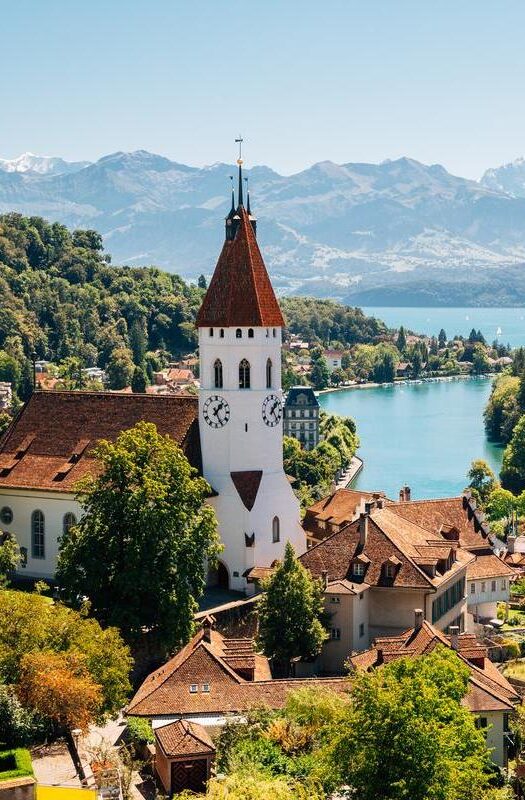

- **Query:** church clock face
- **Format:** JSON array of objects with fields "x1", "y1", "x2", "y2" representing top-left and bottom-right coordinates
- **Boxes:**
[
  {"x1": 203, "y1": 395, "x2": 230, "y2": 428},
  {"x1": 262, "y1": 394, "x2": 282, "y2": 427}
]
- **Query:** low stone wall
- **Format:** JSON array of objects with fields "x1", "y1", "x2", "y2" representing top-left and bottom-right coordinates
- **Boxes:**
[{"x1": 0, "y1": 776, "x2": 35, "y2": 800}]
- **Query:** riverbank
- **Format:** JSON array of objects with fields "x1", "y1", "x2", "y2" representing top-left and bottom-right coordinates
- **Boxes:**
[
  {"x1": 336, "y1": 455, "x2": 363, "y2": 489},
  {"x1": 317, "y1": 372, "x2": 496, "y2": 396}
]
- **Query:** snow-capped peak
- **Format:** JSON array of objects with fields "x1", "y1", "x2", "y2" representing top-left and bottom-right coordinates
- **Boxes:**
[{"x1": 0, "y1": 152, "x2": 91, "y2": 176}]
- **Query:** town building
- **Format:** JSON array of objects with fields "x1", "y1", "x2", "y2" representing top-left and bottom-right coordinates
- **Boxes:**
[
  {"x1": 283, "y1": 386, "x2": 320, "y2": 450},
  {"x1": 127, "y1": 616, "x2": 348, "y2": 794},
  {"x1": 0, "y1": 153, "x2": 305, "y2": 592},
  {"x1": 349, "y1": 613, "x2": 519, "y2": 767},
  {"x1": 0, "y1": 382, "x2": 12, "y2": 410},
  {"x1": 323, "y1": 349, "x2": 343, "y2": 372},
  {"x1": 303, "y1": 488, "x2": 387, "y2": 547}
]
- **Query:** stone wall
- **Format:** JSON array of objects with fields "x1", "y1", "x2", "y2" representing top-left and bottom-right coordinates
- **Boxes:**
[{"x1": 0, "y1": 776, "x2": 35, "y2": 800}]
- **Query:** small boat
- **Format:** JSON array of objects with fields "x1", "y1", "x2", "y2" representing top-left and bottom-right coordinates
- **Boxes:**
[{"x1": 496, "y1": 327, "x2": 502, "y2": 336}]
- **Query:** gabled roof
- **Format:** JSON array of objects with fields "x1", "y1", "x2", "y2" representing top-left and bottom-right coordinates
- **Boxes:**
[
  {"x1": 466, "y1": 554, "x2": 516, "y2": 581},
  {"x1": 304, "y1": 488, "x2": 387, "y2": 527},
  {"x1": 349, "y1": 620, "x2": 519, "y2": 713},
  {"x1": 300, "y1": 507, "x2": 473, "y2": 590},
  {"x1": 387, "y1": 496, "x2": 491, "y2": 553},
  {"x1": 128, "y1": 624, "x2": 349, "y2": 717},
  {"x1": 0, "y1": 391, "x2": 201, "y2": 492},
  {"x1": 196, "y1": 207, "x2": 284, "y2": 328},
  {"x1": 155, "y1": 719, "x2": 215, "y2": 758}
]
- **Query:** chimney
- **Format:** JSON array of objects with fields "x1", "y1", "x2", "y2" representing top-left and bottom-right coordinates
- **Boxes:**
[
  {"x1": 414, "y1": 608, "x2": 424, "y2": 631},
  {"x1": 376, "y1": 647, "x2": 384, "y2": 665},
  {"x1": 359, "y1": 513, "x2": 368, "y2": 547},
  {"x1": 399, "y1": 485, "x2": 411, "y2": 502},
  {"x1": 449, "y1": 625, "x2": 460, "y2": 651},
  {"x1": 507, "y1": 535, "x2": 517, "y2": 555},
  {"x1": 202, "y1": 615, "x2": 213, "y2": 643},
  {"x1": 321, "y1": 569, "x2": 328, "y2": 589}
]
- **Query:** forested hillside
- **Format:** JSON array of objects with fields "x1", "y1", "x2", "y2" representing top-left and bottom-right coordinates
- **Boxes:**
[{"x1": 0, "y1": 213, "x2": 391, "y2": 406}]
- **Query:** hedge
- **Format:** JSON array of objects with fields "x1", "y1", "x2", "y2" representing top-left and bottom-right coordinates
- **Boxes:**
[{"x1": 0, "y1": 748, "x2": 34, "y2": 781}]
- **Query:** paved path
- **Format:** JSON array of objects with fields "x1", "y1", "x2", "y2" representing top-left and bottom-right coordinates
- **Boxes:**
[
  {"x1": 336, "y1": 455, "x2": 363, "y2": 489},
  {"x1": 31, "y1": 741, "x2": 84, "y2": 789}
]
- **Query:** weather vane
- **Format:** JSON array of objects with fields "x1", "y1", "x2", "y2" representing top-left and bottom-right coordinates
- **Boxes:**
[{"x1": 235, "y1": 134, "x2": 243, "y2": 165}]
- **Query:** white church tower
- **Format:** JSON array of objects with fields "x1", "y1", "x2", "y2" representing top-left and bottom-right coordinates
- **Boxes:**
[{"x1": 196, "y1": 147, "x2": 305, "y2": 593}]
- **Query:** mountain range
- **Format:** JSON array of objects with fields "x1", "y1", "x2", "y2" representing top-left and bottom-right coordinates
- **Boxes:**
[{"x1": 2, "y1": 150, "x2": 525, "y2": 305}]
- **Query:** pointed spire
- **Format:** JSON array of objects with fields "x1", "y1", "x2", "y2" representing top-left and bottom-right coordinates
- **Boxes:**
[
  {"x1": 245, "y1": 177, "x2": 251, "y2": 215},
  {"x1": 229, "y1": 175, "x2": 235, "y2": 213}
]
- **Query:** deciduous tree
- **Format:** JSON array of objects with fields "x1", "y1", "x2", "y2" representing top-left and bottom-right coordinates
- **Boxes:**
[{"x1": 57, "y1": 422, "x2": 221, "y2": 653}]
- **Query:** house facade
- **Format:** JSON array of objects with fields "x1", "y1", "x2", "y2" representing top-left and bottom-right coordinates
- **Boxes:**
[{"x1": 282, "y1": 386, "x2": 320, "y2": 450}]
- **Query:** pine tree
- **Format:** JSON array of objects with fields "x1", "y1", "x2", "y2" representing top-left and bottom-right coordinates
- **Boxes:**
[
  {"x1": 438, "y1": 329, "x2": 447, "y2": 347},
  {"x1": 257, "y1": 542, "x2": 327, "y2": 675},
  {"x1": 131, "y1": 366, "x2": 147, "y2": 393},
  {"x1": 197, "y1": 274, "x2": 207, "y2": 289},
  {"x1": 396, "y1": 326, "x2": 407, "y2": 353},
  {"x1": 129, "y1": 320, "x2": 147, "y2": 366}
]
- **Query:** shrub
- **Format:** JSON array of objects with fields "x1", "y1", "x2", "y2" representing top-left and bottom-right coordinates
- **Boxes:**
[
  {"x1": 127, "y1": 716, "x2": 154, "y2": 747},
  {"x1": 0, "y1": 684, "x2": 49, "y2": 748},
  {"x1": 0, "y1": 748, "x2": 33, "y2": 781}
]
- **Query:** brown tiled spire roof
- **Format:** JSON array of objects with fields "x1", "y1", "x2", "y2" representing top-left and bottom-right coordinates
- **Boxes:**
[{"x1": 196, "y1": 207, "x2": 285, "y2": 328}]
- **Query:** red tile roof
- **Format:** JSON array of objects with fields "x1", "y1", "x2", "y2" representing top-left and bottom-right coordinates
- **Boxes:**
[
  {"x1": 300, "y1": 507, "x2": 474, "y2": 590},
  {"x1": 155, "y1": 719, "x2": 215, "y2": 758},
  {"x1": 466, "y1": 554, "x2": 516, "y2": 581},
  {"x1": 0, "y1": 391, "x2": 201, "y2": 492},
  {"x1": 349, "y1": 620, "x2": 519, "y2": 713},
  {"x1": 230, "y1": 470, "x2": 263, "y2": 511},
  {"x1": 128, "y1": 625, "x2": 349, "y2": 717},
  {"x1": 196, "y1": 208, "x2": 285, "y2": 328}
]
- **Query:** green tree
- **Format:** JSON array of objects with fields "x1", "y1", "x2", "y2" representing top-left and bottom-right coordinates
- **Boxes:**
[
  {"x1": 57, "y1": 422, "x2": 221, "y2": 653},
  {"x1": 130, "y1": 366, "x2": 147, "y2": 393},
  {"x1": 309, "y1": 349, "x2": 330, "y2": 390},
  {"x1": 486, "y1": 488, "x2": 516, "y2": 522},
  {"x1": 467, "y1": 460, "x2": 497, "y2": 506},
  {"x1": 501, "y1": 416, "x2": 525, "y2": 494},
  {"x1": 197, "y1": 274, "x2": 207, "y2": 289},
  {"x1": 0, "y1": 412, "x2": 11, "y2": 437},
  {"x1": 106, "y1": 347, "x2": 134, "y2": 390},
  {"x1": 0, "y1": 351, "x2": 21, "y2": 385},
  {"x1": 484, "y1": 375, "x2": 520, "y2": 443},
  {"x1": 0, "y1": 533, "x2": 19, "y2": 587},
  {"x1": 472, "y1": 344, "x2": 491, "y2": 375},
  {"x1": 327, "y1": 647, "x2": 490, "y2": 800},
  {"x1": 257, "y1": 542, "x2": 327, "y2": 675},
  {"x1": 396, "y1": 326, "x2": 407, "y2": 353},
  {"x1": 438, "y1": 328, "x2": 447, "y2": 347},
  {"x1": 128, "y1": 319, "x2": 147, "y2": 366}
]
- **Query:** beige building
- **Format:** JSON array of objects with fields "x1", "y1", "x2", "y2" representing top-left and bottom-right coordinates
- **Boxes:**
[{"x1": 349, "y1": 615, "x2": 519, "y2": 767}]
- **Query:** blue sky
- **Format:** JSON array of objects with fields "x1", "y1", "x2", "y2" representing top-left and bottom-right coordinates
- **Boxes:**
[{"x1": 1, "y1": 0, "x2": 524, "y2": 178}]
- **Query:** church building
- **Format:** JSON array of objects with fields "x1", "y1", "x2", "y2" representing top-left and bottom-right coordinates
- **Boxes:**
[{"x1": 0, "y1": 153, "x2": 305, "y2": 592}]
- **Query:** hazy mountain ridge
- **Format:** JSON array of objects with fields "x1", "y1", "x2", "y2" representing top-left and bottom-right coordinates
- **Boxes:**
[{"x1": 2, "y1": 149, "x2": 525, "y2": 304}]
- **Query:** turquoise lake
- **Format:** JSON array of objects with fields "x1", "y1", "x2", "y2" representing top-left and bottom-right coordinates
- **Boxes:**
[
  {"x1": 318, "y1": 377, "x2": 503, "y2": 500},
  {"x1": 362, "y1": 307, "x2": 525, "y2": 348}
]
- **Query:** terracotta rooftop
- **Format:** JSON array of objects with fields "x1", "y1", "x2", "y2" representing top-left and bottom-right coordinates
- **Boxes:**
[
  {"x1": 387, "y1": 495, "x2": 491, "y2": 554},
  {"x1": 304, "y1": 489, "x2": 387, "y2": 528},
  {"x1": 349, "y1": 620, "x2": 519, "y2": 714},
  {"x1": 196, "y1": 207, "x2": 285, "y2": 328},
  {"x1": 0, "y1": 391, "x2": 201, "y2": 492},
  {"x1": 128, "y1": 624, "x2": 349, "y2": 717},
  {"x1": 155, "y1": 719, "x2": 215, "y2": 758},
  {"x1": 300, "y1": 506, "x2": 474, "y2": 591},
  {"x1": 466, "y1": 554, "x2": 516, "y2": 581}
]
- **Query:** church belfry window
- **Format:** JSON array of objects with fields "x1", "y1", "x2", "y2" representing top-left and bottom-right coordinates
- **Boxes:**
[
  {"x1": 220, "y1": 329, "x2": 224, "y2": 338},
  {"x1": 214, "y1": 359, "x2": 223, "y2": 389},
  {"x1": 209, "y1": 328, "x2": 214, "y2": 337},
  {"x1": 239, "y1": 359, "x2": 250, "y2": 389},
  {"x1": 272, "y1": 516, "x2": 280, "y2": 543},
  {"x1": 236, "y1": 328, "x2": 242, "y2": 338},
  {"x1": 31, "y1": 510, "x2": 45, "y2": 559},
  {"x1": 248, "y1": 328, "x2": 254, "y2": 338},
  {"x1": 266, "y1": 358, "x2": 272, "y2": 389},
  {"x1": 273, "y1": 328, "x2": 276, "y2": 337}
]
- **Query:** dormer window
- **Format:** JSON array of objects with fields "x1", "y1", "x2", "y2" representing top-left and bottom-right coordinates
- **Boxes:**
[
  {"x1": 352, "y1": 562, "x2": 365, "y2": 577},
  {"x1": 236, "y1": 328, "x2": 242, "y2": 338},
  {"x1": 384, "y1": 563, "x2": 396, "y2": 579},
  {"x1": 190, "y1": 684, "x2": 198, "y2": 693},
  {"x1": 202, "y1": 683, "x2": 210, "y2": 693},
  {"x1": 248, "y1": 328, "x2": 254, "y2": 338}
]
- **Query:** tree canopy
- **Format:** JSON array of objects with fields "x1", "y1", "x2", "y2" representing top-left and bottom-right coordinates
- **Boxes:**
[{"x1": 57, "y1": 421, "x2": 221, "y2": 653}]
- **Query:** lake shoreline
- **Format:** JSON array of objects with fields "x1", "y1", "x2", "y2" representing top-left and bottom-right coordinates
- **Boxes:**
[{"x1": 317, "y1": 373, "x2": 495, "y2": 396}]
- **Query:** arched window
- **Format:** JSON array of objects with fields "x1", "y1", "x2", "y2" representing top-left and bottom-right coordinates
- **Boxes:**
[
  {"x1": 209, "y1": 327, "x2": 214, "y2": 337},
  {"x1": 63, "y1": 512, "x2": 77, "y2": 536},
  {"x1": 236, "y1": 328, "x2": 242, "y2": 338},
  {"x1": 266, "y1": 358, "x2": 272, "y2": 388},
  {"x1": 272, "y1": 516, "x2": 280, "y2": 543},
  {"x1": 31, "y1": 510, "x2": 45, "y2": 559},
  {"x1": 248, "y1": 328, "x2": 254, "y2": 339},
  {"x1": 214, "y1": 359, "x2": 223, "y2": 389},
  {"x1": 219, "y1": 329, "x2": 225, "y2": 338},
  {"x1": 273, "y1": 328, "x2": 276, "y2": 338},
  {"x1": 239, "y1": 359, "x2": 251, "y2": 389}
]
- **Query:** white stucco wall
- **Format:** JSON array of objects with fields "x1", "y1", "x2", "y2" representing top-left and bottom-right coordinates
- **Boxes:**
[{"x1": 0, "y1": 487, "x2": 80, "y2": 579}]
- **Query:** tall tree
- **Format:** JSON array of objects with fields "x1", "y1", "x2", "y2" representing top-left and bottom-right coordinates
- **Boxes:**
[
  {"x1": 0, "y1": 532, "x2": 19, "y2": 587},
  {"x1": 329, "y1": 647, "x2": 490, "y2": 800},
  {"x1": 501, "y1": 416, "x2": 525, "y2": 494},
  {"x1": 467, "y1": 460, "x2": 496, "y2": 505},
  {"x1": 57, "y1": 422, "x2": 221, "y2": 653},
  {"x1": 396, "y1": 326, "x2": 407, "y2": 353},
  {"x1": 131, "y1": 365, "x2": 147, "y2": 393},
  {"x1": 309, "y1": 349, "x2": 330, "y2": 390},
  {"x1": 438, "y1": 328, "x2": 447, "y2": 347},
  {"x1": 197, "y1": 274, "x2": 207, "y2": 289},
  {"x1": 129, "y1": 319, "x2": 147, "y2": 366},
  {"x1": 257, "y1": 542, "x2": 327, "y2": 675}
]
